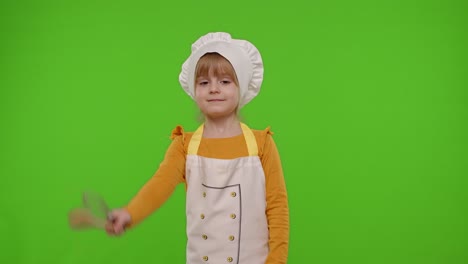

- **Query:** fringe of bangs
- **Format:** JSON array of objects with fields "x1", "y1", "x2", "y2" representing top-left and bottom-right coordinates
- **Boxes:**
[{"x1": 195, "y1": 53, "x2": 239, "y2": 86}]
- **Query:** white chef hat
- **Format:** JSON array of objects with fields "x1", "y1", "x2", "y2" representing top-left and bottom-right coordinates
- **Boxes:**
[{"x1": 179, "y1": 32, "x2": 264, "y2": 109}]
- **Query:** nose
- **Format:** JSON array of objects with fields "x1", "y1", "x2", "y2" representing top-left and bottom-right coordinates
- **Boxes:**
[{"x1": 209, "y1": 82, "x2": 220, "y2": 93}]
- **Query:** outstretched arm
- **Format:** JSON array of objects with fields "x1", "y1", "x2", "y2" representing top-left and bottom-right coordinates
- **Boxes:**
[{"x1": 124, "y1": 134, "x2": 186, "y2": 228}]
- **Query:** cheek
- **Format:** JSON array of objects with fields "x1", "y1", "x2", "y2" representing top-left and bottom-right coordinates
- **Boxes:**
[
  {"x1": 193, "y1": 87, "x2": 202, "y2": 99},
  {"x1": 194, "y1": 94, "x2": 203, "y2": 105},
  {"x1": 194, "y1": 89, "x2": 208, "y2": 107},
  {"x1": 233, "y1": 87, "x2": 240, "y2": 101}
]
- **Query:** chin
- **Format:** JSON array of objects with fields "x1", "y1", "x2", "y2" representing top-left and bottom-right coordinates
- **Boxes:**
[
  {"x1": 205, "y1": 112, "x2": 227, "y2": 119},
  {"x1": 203, "y1": 109, "x2": 237, "y2": 119}
]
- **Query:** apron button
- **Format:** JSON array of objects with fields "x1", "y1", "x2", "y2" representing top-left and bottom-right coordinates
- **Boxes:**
[
  {"x1": 230, "y1": 192, "x2": 236, "y2": 197},
  {"x1": 203, "y1": 256, "x2": 208, "y2": 261},
  {"x1": 200, "y1": 214, "x2": 205, "y2": 219},
  {"x1": 202, "y1": 234, "x2": 208, "y2": 240},
  {"x1": 227, "y1": 257, "x2": 233, "y2": 262},
  {"x1": 229, "y1": 235, "x2": 235, "y2": 241},
  {"x1": 202, "y1": 192, "x2": 206, "y2": 197},
  {"x1": 230, "y1": 213, "x2": 236, "y2": 219}
]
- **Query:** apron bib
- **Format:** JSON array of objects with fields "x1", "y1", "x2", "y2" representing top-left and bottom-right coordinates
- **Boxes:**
[{"x1": 185, "y1": 123, "x2": 269, "y2": 264}]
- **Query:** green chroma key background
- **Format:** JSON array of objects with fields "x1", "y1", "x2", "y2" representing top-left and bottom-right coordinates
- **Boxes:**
[{"x1": 1, "y1": 0, "x2": 466, "y2": 263}]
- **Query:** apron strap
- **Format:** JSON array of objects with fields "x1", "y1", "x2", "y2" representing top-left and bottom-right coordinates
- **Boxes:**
[
  {"x1": 240, "y1": 123, "x2": 258, "y2": 156},
  {"x1": 187, "y1": 123, "x2": 258, "y2": 156},
  {"x1": 187, "y1": 125, "x2": 203, "y2": 155}
]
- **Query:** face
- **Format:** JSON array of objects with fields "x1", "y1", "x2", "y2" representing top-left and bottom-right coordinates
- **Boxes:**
[{"x1": 194, "y1": 71, "x2": 239, "y2": 119}]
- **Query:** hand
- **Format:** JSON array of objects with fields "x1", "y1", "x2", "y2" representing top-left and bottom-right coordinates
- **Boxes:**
[{"x1": 105, "y1": 208, "x2": 131, "y2": 236}]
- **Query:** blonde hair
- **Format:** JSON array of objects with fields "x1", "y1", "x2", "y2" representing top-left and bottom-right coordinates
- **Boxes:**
[
  {"x1": 194, "y1": 52, "x2": 240, "y2": 88},
  {"x1": 194, "y1": 53, "x2": 244, "y2": 123}
]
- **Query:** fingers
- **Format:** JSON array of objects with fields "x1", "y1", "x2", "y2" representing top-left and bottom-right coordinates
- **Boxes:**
[
  {"x1": 105, "y1": 222, "x2": 123, "y2": 236},
  {"x1": 105, "y1": 221, "x2": 115, "y2": 235},
  {"x1": 115, "y1": 215, "x2": 130, "y2": 234},
  {"x1": 105, "y1": 220, "x2": 123, "y2": 236},
  {"x1": 105, "y1": 209, "x2": 129, "y2": 236}
]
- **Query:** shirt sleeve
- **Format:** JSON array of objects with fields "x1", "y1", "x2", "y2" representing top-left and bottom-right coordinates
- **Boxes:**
[
  {"x1": 124, "y1": 127, "x2": 186, "y2": 228},
  {"x1": 261, "y1": 131, "x2": 290, "y2": 264}
]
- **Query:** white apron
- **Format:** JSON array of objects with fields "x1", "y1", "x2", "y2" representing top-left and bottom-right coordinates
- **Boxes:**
[{"x1": 185, "y1": 123, "x2": 269, "y2": 264}]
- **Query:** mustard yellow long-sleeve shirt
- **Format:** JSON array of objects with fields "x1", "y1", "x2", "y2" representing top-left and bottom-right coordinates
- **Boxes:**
[{"x1": 125, "y1": 126, "x2": 289, "y2": 263}]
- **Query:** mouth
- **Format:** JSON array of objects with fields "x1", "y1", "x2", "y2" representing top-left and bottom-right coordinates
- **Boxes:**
[{"x1": 207, "y1": 99, "x2": 225, "y2": 102}]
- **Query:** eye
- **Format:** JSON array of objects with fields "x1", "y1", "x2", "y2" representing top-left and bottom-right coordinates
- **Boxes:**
[
  {"x1": 221, "y1": 80, "x2": 232, "y2": 84},
  {"x1": 198, "y1": 81, "x2": 208, "y2": 85}
]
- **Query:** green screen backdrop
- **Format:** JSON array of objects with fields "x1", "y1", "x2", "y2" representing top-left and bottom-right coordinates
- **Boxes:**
[{"x1": 1, "y1": 0, "x2": 467, "y2": 263}]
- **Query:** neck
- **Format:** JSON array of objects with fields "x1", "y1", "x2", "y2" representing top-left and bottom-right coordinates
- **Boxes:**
[{"x1": 203, "y1": 114, "x2": 242, "y2": 138}]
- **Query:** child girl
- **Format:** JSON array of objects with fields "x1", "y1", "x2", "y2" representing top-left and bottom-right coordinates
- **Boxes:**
[{"x1": 106, "y1": 32, "x2": 289, "y2": 264}]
